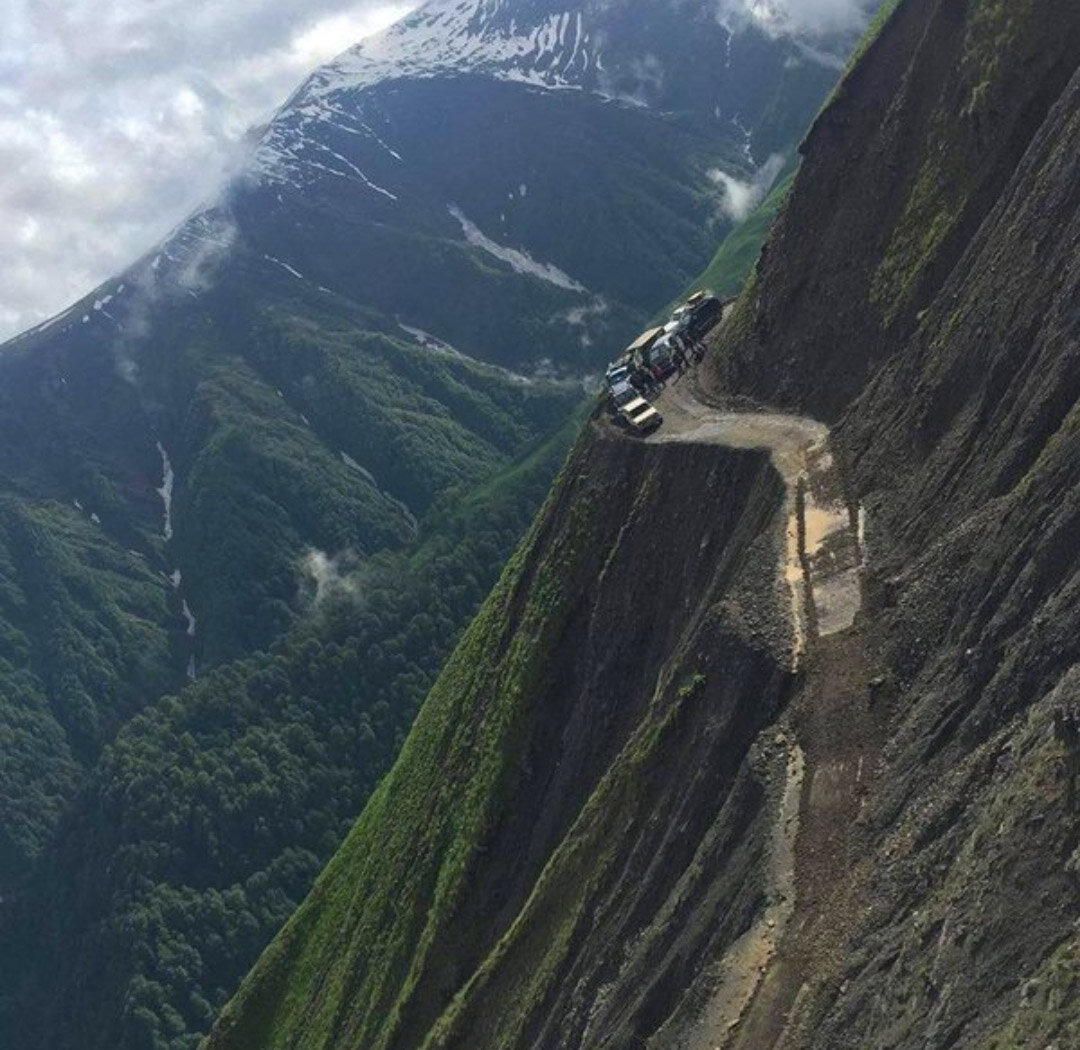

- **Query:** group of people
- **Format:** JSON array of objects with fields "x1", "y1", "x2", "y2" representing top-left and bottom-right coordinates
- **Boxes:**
[
  {"x1": 629, "y1": 335, "x2": 708, "y2": 396},
  {"x1": 672, "y1": 334, "x2": 708, "y2": 371}
]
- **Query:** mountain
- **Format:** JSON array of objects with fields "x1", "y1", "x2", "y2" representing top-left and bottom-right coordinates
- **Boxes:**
[
  {"x1": 0, "y1": 2, "x2": 861, "y2": 1049},
  {"x1": 200, "y1": 2, "x2": 1080, "y2": 1049}
]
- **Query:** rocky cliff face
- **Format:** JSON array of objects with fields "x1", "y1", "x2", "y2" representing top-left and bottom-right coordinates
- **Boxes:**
[
  {"x1": 714, "y1": 0, "x2": 1080, "y2": 421},
  {"x1": 202, "y1": 1, "x2": 1080, "y2": 1048}
]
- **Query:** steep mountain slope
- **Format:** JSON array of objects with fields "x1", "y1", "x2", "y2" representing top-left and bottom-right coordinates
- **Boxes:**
[
  {"x1": 202, "y1": 2, "x2": 1080, "y2": 1049},
  {"x1": 713, "y1": 0, "x2": 1080, "y2": 418},
  {"x1": 208, "y1": 429, "x2": 796, "y2": 1050},
  {"x1": 0, "y1": 2, "x2": 861, "y2": 1049},
  {"x1": 0, "y1": 0, "x2": 844, "y2": 894}
]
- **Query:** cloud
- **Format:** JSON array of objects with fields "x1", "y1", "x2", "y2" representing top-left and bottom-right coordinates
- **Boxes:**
[
  {"x1": 557, "y1": 296, "x2": 610, "y2": 349},
  {"x1": 716, "y1": 0, "x2": 875, "y2": 40},
  {"x1": 597, "y1": 51, "x2": 666, "y2": 107},
  {"x1": 0, "y1": 0, "x2": 415, "y2": 342},
  {"x1": 300, "y1": 548, "x2": 364, "y2": 606},
  {"x1": 709, "y1": 152, "x2": 785, "y2": 223}
]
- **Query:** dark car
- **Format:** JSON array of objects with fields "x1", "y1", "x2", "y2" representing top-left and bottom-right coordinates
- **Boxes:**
[{"x1": 685, "y1": 296, "x2": 724, "y2": 338}]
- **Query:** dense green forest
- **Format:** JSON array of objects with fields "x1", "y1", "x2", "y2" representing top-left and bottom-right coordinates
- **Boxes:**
[
  {"x1": 0, "y1": 407, "x2": 584, "y2": 1050},
  {"x1": 0, "y1": 257, "x2": 582, "y2": 889}
]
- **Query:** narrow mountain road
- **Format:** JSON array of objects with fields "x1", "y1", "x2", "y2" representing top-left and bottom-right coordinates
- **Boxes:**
[
  {"x1": 632, "y1": 363, "x2": 880, "y2": 1049},
  {"x1": 646, "y1": 373, "x2": 865, "y2": 670}
]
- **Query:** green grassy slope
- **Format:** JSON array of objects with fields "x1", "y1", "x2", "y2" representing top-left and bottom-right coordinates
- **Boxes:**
[
  {"x1": 689, "y1": 172, "x2": 795, "y2": 300},
  {"x1": 203, "y1": 430, "x2": 794, "y2": 1050}
]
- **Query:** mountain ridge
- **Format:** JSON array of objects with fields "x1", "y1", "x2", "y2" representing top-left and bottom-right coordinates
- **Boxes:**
[{"x1": 198, "y1": 1, "x2": 1080, "y2": 1048}]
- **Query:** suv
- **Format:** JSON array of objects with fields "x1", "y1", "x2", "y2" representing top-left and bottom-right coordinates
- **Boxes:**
[
  {"x1": 685, "y1": 296, "x2": 724, "y2": 338},
  {"x1": 609, "y1": 379, "x2": 639, "y2": 410},
  {"x1": 619, "y1": 396, "x2": 663, "y2": 433},
  {"x1": 606, "y1": 356, "x2": 634, "y2": 388}
]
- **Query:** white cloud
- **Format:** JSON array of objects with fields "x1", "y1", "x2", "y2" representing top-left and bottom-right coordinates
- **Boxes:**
[
  {"x1": 301, "y1": 548, "x2": 364, "y2": 606},
  {"x1": 0, "y1": 0, "x2": 415, "y2": 342},
  {"x1": 709, "y1": 152, "x2": 785, "y2": 223},
  {"x1": 717, "y1": 0, "x2": 875, "y2": 38}
]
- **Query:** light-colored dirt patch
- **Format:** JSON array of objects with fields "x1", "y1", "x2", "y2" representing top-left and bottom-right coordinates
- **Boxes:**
[
  {"x1": 812, "y1": 567, "x2": 863, "y2": 637},
  {"x1": 802, "y1": 504, "x2": 849, "y2": 556},
  {"x1": 785, "y1": 513, "x2": 809, "y2": 667},
  {"x1": 680, "y1": 742, "x2": 805, "y2": 1050}
]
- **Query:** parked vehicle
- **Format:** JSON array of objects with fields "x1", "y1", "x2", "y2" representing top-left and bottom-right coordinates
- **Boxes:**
[
  {"x1": 663, "y1": 313, "x2": 690, "y2": 337},
  {"x1": 684, "y1": 295, "x2": 724, "y2": 338},
  {"x1": 619, "y1": 396, "x2": 663, "y2": 433},
  {"x1": 624, "y1": 325, "x2": 665, "y2": 361},
  {"x1": 646, "y1": 336, "x2": 678, "y2": 380},
  {"x1": 609, "y1": 379, "x2": 640, "y2": 409},
  {"x1": 606, "y1": 354, "x2": 634, "y2": 389}
]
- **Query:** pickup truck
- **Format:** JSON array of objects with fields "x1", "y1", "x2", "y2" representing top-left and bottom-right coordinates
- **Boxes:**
[{"x1": 619, "y1": 395, "x2": 663, "y2": 433}]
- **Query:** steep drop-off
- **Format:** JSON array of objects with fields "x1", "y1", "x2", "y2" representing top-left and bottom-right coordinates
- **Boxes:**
[
  {"x1": 207, "y1": 427, "x2": 799, "y2": 1050},
  {"x1": 204, "y1": 0, "x2": 1080, "y2": 1047}
]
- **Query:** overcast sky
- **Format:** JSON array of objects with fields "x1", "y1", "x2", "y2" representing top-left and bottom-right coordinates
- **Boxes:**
[
  {"x1": 0, "y1": 0, "x2": 872, "y2": 343},
  {"x1": 0, "y1": 0, "x2": 415, "y2": 341}
]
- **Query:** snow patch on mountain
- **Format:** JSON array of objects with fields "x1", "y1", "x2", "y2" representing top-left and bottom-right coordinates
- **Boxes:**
[
  {"x1": 264, "y1": 255, "x2": 307, "y2": 281},
  {"x1": 248, "y1": 2, "x2": 605, "y2": 188},
  {"x1": 249, "y1": 96, "x2": 403, "y2": 195},
  {"x1": 399, "y1": 323, "x2": 467, "y2": 359},
  {"x1": 340, "y1": 451, "x2": 376, "y2": 484},
  {"x1": 302, "y1": 1, "x2": 593, "y2": 102},
  {"x1": 181, "y1": 600, "x2": 197, "y2": 639},
  {"x1": 449, "y1": 205, "x2": 586, "y2": 292}
]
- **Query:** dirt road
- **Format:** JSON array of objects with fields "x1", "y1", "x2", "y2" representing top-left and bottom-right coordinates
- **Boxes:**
[
  {"x1": 633, "y1": 366, "x2": 879, "y2": 1050},
  {"x1": 646, "y1": 375, "x2": 864, "y2": 670}
]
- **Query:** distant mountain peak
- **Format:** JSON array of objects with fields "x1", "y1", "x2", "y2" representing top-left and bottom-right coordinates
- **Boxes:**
[
  {"x1": 249, "y1": 0, "x2": 751, "y2": 190},
  {"x1": 294, "y1": 1, "x2": 605, "y2": 105}
]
